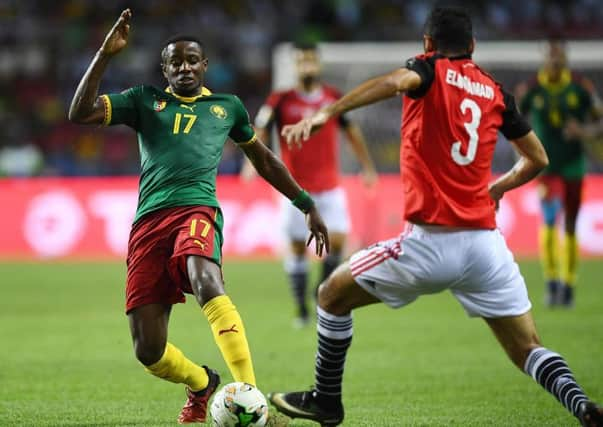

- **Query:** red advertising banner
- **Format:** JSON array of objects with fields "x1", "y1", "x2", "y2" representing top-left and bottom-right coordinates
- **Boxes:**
[{"x1": 1, "y1": 176, "x2": 602, "y2": 259}]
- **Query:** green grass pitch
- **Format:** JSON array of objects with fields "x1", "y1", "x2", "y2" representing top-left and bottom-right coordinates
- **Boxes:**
[{"x1": 1, "y1": 259, "x2": 602, "y2": 426}]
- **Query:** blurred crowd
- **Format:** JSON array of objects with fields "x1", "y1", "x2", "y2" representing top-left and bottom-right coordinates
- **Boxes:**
[{"x1": 1, "y1": 0, "x2": 603, "y2": 177}]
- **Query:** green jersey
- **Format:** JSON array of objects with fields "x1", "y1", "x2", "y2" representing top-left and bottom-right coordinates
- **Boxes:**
[
  {"x1": 101, "y1": 85, "x2": 256, "y2": 223},
  {"x1": 520, "y1": 69, "x2": 593, "y2": 179}
]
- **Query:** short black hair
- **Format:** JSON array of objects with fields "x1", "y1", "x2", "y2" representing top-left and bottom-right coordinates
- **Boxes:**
[
  {"x1": 294, "y1": 41, "x2": 318, "y2": 52},
  {"x1": 424, "y1": 6, "x2": 473, "y2": 54},
  {"x1": 161, "y1": 34, "x2": 205, "y2": 62}
]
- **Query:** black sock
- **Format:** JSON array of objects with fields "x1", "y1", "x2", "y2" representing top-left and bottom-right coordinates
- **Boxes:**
[
  {"x1": 524, "y1": 347, "x2": 588, "y2": 417},
  {"x1": 314, "y1": 306, "x2": 352, "y2": 407},
  {"x1": 290, "y1": 272, "x2": 308, "y2": 318},
  {"x1": 285, "y1": 256, "x2": 308, "y2": 318},
  {"x1": 320, "y1": 253, "x2": 341, "y2": 283}
]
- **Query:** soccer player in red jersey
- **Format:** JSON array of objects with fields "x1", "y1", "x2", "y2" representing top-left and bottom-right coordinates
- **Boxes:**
[
  {"x1": 269, "y1": 7, "x2": 603, "y2": 426},
  {"x1": 243, "y1": 42, "x2": 376, "y2": 327},
  {"x1": 68, "y1": 9, "x2": 328, "y2": 424}
]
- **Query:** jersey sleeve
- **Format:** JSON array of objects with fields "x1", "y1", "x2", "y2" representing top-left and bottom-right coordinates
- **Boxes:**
[
  {"x1": 404, "y1": 56, "x2": 435, "y2": 99},
  {"x1": 100, "y1": 85, "x2": 143, "y2": 128},
  {"x1": 500, "y1": 89, "x2": 532, "y2": 140},
  {"x1": 229, "y1": 96, "x2": 257, "y2": 145}
]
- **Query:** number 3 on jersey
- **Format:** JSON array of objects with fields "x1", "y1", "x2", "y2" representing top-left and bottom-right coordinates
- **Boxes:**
[{"x1": 451, "y1": 98, "x2": 481, "y2": 166}]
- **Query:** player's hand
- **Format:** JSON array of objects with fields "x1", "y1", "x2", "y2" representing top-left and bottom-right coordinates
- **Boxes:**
[
  {"x1": 100, "y1": 9, "x2": 132, "y2": 56},
  {"x1": 488, "y1": 182, "x2": 504, "y2": 211},
  {"x1": 305, "y1": 206, "x2": 330, "y2": 257},
  {"x1": 282, "y1": 109, "x2": 330, "y2": 149}
]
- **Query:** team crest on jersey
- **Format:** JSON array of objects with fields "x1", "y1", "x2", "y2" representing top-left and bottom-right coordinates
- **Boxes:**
[
  {"x1": 153, "y1": 100, "x2": 167, "y2": 112},
  {"x1": 533, "y1": 95, "x2": 544, "y2": 109},
  {"x1": 209, "y1": 104, "x2": 227, "y2": 119}
]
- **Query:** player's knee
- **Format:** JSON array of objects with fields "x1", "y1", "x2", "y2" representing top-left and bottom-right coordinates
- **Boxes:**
[
  {"x1": 133, "y1": 338, "x2": 165, "y2": 366},
  {"x1": 317, "y1": 271, "x2": 348, "y2": 316}
]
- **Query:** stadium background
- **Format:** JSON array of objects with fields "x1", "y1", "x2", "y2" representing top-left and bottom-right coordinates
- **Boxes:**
[{"x1": 1, "y1": 0, "x2": 603, "y2": 259}]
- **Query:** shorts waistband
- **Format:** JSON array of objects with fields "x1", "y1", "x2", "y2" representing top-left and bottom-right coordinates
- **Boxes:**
[{"x1": 408, "y1": 222, "x2": 488, "y2": 234}]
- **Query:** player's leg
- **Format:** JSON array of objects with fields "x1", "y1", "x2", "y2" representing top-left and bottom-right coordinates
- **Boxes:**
[
  {"x1": 170, "y1": 206, "x2": 255, "y2": 386},
  {"x1": 320, "y1": 231, "x2": 346, "y2": 285},
  {"x1": 270, "y1": 230, "x2": 424, "y2": 426},
  {"x1": 485, "y1": 312, "x2": 603, "y2": 425},
  {"x1": 316, "y1": 187, "x2": 351, "y2": 291},
  {"x1": 269, "y1": 262, "x2": 379, "y2": 426},
  {"x1": 286, "y1": 239, "x2": 310, "y2": 327},
  {"x1": 538, "y1": 176, "x2": 562, "y2": 305},
  {"x1": 126, "y1": 208, "x2": 219, "y2": 424},
  {"x1": 283, "y1": 197, "x2": 312, "y2": 327},
  {"x1": 458, "y1": 228, "x2": 602, "y2": 425},
  {"x1": 128, "y1": 303, "x2": 213, "y2": 392},
  {"x1": 559, "y1": 178, "x2": 583, "y2": 307},
  {"x1": 186, "y1": 255, "x2": 255, "y2": 386}
]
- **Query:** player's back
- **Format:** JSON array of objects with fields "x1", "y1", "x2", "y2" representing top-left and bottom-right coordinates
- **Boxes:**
[{"x1": 402, "y1": 53, "x2": 511, "y2": 229}]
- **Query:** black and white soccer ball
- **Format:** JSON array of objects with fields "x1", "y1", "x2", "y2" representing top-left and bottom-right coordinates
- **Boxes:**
[{"x1": 210, "y1": 382, "x2": 269, "y2": 427}]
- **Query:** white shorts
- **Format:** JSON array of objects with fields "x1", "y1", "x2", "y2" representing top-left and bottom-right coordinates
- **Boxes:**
[
  {"x1": 283, "y1": 187, "x2": 350, "y2": 242},
  {"x1": 349, "y1": 224, "x2": 532, "y2": 318}
]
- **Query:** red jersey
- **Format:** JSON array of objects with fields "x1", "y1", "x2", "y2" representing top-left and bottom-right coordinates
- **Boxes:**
[
  {"x1": 261, "y1": 85, "x2": 348, "y2": 192},
  {"x1": 402, "y1": 52, "x2": 531, "y2": 229}
]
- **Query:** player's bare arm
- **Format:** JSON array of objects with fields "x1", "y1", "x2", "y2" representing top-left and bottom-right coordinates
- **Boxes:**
[
  {"x1": 68, "y1": 8, "x2": 132, "y2": 124},
  {"x1": 282, "y1": 68, "x2": 422, "y2": 145},
  {"x1": 342, "y1": 123, "x2": 378, "y2": 187},
  {"x1": 240, "y1": 139, "x2": 330, "y2": 256},
  {"x1": 488, "y1": 131, "x2": 549, "y2": 204},
  {"x1": 240, "y1": 105, "x2": 274, "y2": 181}
]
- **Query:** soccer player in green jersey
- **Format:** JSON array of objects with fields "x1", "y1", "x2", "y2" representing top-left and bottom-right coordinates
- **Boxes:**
[
  {"x1": 518, "y1": 38, "x2": 599, "y2": 307},
  {"x1": 68, "y1": 9, "x2": 329, "y2": 424}
]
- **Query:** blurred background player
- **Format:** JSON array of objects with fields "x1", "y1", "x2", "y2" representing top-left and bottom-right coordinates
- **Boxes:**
[
  {"x1": 68, "y1": 9, "x2": 328, "y2": 424},
  {"x1": 242, "y1": 42, "x2": 377, "y2": 327},
  {"x1": 518, "y1": 38, "x2": 600, "y2": 307}
]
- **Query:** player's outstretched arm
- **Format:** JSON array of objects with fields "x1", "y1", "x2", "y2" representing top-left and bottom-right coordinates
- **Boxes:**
[
  {"x1": 240, "y1": 139, "x2": 329, "y2": 256},
  {"x1": 68, "y1": 8, "x2": 131, "y2": 124},
  {"x1": 488, "y1": 131, "x2": 549, "y2": 204},
  {"x1": 282, "y1": 68, "x2": 422, "y2": 145}
]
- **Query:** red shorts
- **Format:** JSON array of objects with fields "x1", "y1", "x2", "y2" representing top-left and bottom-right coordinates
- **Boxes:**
[
  {"x1": 538, "y1": 175, "x2": 583, "y2": 219},
  {"x1": 125, "y1": 206, "x2": 223, "y2": 313}
]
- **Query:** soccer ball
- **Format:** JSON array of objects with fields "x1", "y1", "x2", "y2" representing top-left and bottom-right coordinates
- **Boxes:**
[{"x1": 210, "y1": 382, "x2": 269, "y2": 427}]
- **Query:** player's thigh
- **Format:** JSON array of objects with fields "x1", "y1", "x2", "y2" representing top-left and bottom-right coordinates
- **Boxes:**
[
  {"x1": 452, "y1": 229, "x2": 532, "y2": 318},
  {"x1": 346, "y1": 228, "x2": 442, "y2": 310},
  {"x1": 563, "y1": 178, "x2": 583, "y2": 232},
  {"x1": 318, "y1": 262, "x2": 380, "y2": 315},
  {"x1": 127, "y1": 303, "x2": 172, "y2": 364},
  {"x1": 314, "y1": 187, "x2": 350, "y2": 236},
  {"x1": 484, "y1": 311, "x2": 541, "y2": 368},
  {"x1": 186, "y1": 255, "x2": 225, "y2": 306}
]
